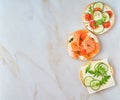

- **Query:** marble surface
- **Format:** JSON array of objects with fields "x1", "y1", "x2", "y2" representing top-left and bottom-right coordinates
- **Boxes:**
[{"x1": 0, "y1": 0, "x2": 120, "y2": 100}]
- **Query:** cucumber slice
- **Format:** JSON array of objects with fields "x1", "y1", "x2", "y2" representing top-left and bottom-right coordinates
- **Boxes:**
[
  {"x1": 94, "y1": 62, "x2": 102, "y2": 69},
  {"x1": 95, "y1": 62, "x2": 108, "y2": 72},
  {"x1": 90, "y1": 80, "x2": 100, "y2": 91},
  {"x1": 93, "y1": 25, "x2": 104, "y2": 34},
  {"x1": 94, "y1": 2, "x2": 104, "y2": 10},
  {"x1": 98, "y1": 63, "x2": 108, "y2": 72},
  {"x1": 94, "y1": 62, "x2": 108, "y2": 75},
  {"x1": 93, "y1": 11, "x2": 103, "y2": 21},
  {"x1": 103, "y1": 12, "x2": 110, "y2": 22},
  {"x1": 84, "y1": 76, "x2": 93, "y2": 87}
]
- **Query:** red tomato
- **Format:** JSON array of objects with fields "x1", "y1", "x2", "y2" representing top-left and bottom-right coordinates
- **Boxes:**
[
  {"x1": 89, "y1": 21, "x2": 98, "y2": 29},
  {"x1": 106, "y1": 11, "x2": 113, "y2": 18},
  {"x1": 85, "y1": 13, "x2": 92, "y2": 21},
  {"x1": 103, "y1": 21, "x2": 111, "y2": 28},
  {"x1": 93, "y1": 7, "x2": 102, "y2": 12}
]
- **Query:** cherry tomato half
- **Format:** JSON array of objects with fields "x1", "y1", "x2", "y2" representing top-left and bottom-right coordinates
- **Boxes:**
[
  {"x1": 93, "y1": 7, "x2": 102, "y2": 12},
  {"x1": 106, "y1": 10, "x2": 113, "y2": 18},
  {"x1": 90, "y1": 20, "x2": 98, "y2": 29},
  {"x1": 103, "y1": 21, "x2": 111, "y2": 28},
  {"x1": 85, "y1": 13, "x2": 93, "y2": 21}
]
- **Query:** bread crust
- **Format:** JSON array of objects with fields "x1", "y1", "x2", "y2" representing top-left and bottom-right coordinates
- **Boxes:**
[{"x1": 82, "y1": 2, "x2": 115, "y2": 35}]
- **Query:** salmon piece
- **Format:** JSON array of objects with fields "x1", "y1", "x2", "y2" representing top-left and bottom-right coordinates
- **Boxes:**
[
  {"x1": 82, "y1": 40, "x2": 99, "y2": 60},
  {"x1": 70, "y1": 41, "x2": 80, "y2": 51},
  {"x1": 67, "y1": 30, "x2": 99, "y2": 60},
  {"x1": 87, "y1": 42, "x2": 99, "y2": 59},
  {"x1": 79, "y1": 45, "x2": 87, "y2": 56},
  {"x1": 71, "y1": 41, "x2": 87, "y2": 53},
  {"x1": 69, "y1": 41, "x2": 87, "y2": 59},
  {"x1": 74, "y1": 30, "x2": 88, "y2": 46},
  {"x1": 71, "y1": 51, "x2": 79, "y2": 59},
  {"x1": 68, "y1": 41, "x2": 80, "y2": 59},
  {"x1": 81, "y1": 36, "x2": 96, "y2": 54}
]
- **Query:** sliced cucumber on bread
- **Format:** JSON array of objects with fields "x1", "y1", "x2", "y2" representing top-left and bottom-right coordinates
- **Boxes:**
[
  {"x1": 80, "y1": 59, "x2": 115, "y2": 94},
  {"x1": 93, "y1": 25, "x2": 104, "y2": 34},
  {"x1": 94, "y1": 62, "x2": 108, "y2": 72},
  {"x1": 103, "y1": 12, "x2": 110, "y2": 22},
  {"x1": 94, "y1": 2, "x2": 104, "y2": 10},
  {"x1": 83, "y1": 1, "x2": 115, "y2": 35},
  {"x1": 84, "y1": 76, "x2": 93, "y2": 87},
  {"x1": 93, "y1": 11, "x2": 103, "y2": 21},
  {"x1": 90, "y1": 80, "x2": 101, "y2": 91}
]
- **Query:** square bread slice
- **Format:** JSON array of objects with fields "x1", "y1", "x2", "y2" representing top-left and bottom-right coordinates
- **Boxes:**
[{"x1": 80, "y1": 59, "x2": 115, "y2": 94}]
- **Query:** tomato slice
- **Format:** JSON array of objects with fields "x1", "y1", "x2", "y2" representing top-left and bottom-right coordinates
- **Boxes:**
[
  {"x1": 89, "y1": 20, "x2": 98, "y2": 29},
  {"x1": 106, "y1": 11, "x2": 113, "y2": 18},
  {"x1": 93, "y1": 7, "x2": 102, "y2": 12},
  {"x1": 103, "y1": 21, "x2": 111, "y2": 28},
  {"x1": 85, "y1": 13, "x2": 93, "y2": 21}
]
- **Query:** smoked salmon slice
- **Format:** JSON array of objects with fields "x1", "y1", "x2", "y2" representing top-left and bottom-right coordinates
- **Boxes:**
[
  {"x1": 67, "y1": 30, "x2": 99, "y2": 60},
  {"x1": 74, "y1": 30, "x2": 87, "y2": 46},
  {"x1": 81, "y1": 36, "x2": 96, "y2": 54}
]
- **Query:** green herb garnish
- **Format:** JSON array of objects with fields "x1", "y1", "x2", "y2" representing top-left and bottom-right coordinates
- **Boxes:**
[
  {"x1": 85, "y1": 63, "x2": 91, "y2": 73},
  {"x1": 88, "y1": 5, "x2": 93, "y2": 14},
  {"x1": 102, "y1": 16, "x2": 107, "y2": 22},
  {"x1": 69, "y1": 37, "x2": 73, "y2": 43},
  {"x1": 99, "y1": 75, "x2": 111, "y2": 85},
  {"x1": 96, "y1": 19, "x2": 103, "y2": 25},
  {"x1": 95, "y1": 16, "x2": 107, "y2": 25},
  {"x1": 85, "y1": 62, "x2": 111, "y2": 88}
]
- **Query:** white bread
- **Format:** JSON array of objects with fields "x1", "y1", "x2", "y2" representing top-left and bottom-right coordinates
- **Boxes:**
[{"x1": 80, "y1": 59, "x2": 115, "y2": 94}]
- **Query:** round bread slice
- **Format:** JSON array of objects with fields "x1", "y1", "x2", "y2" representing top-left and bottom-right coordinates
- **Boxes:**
[
  {"x1": 67, "y1": 30, "x2": 100, "y2": 60},
  {"x1": 80, "y1": 60, "x2": 114, "y2": 87},
  {"x1": 82, "y1": 2, "x2": 115, "y2": 35}
]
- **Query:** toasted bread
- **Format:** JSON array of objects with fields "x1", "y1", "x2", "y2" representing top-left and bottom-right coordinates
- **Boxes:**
[
  {"x1": 80, "y1": 59, "x2": 115, "y2": 94},
  {"x1": 67, "y1": 30, "x2": 100, "y2": 60},
  {"x1": 82, "y1": 2, "x2": 115, "y2": 35}
]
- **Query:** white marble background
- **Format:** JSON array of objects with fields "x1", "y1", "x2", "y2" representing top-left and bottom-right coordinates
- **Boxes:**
[{"x1": 0, "y1": 0, "x2": 120, "y2": 100}]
